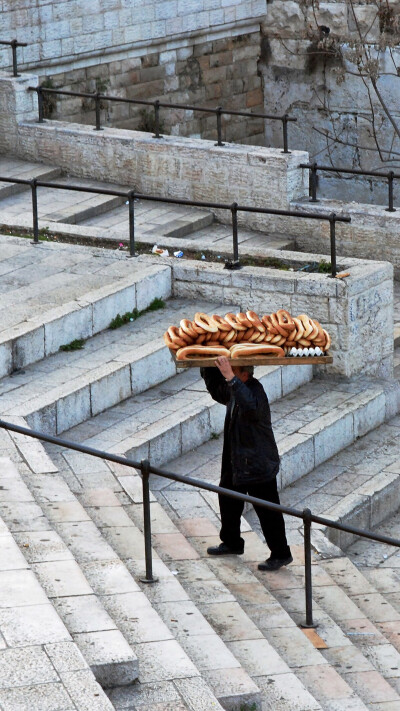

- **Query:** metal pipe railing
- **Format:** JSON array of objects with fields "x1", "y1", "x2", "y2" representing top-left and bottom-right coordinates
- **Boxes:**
[
  {"x1": 0, "y1": 39, "x2": 27, "y2": 76},
  {"x1": 1, "y1": 418, "x2": 399, "y2": 628},
  {"x1": 28, "y1": 85, "x2": 297, "y2": 152},
  {"x1": 300, "y1": 162, "x2": 399, "y2": 212},
  {"x1": 0, "y1": 175, "x2": 351, "y2": 277}
]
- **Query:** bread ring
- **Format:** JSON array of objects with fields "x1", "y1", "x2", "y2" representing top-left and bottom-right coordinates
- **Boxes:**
[
  {"x1": 194, "y1": 312, "x2": 218, "y2": 333},
  {"x1": 276, "y1": 309, "x2": 295, "y2": 331},
  {"x1": 307, "y1": 319, "x2": 319, "y2": 341},
  {"x1": 261, "y1": 315, "x2": 279, "y2": 335},
  {"x1": 163, "y1": 331, "x2": 180, "y2": 351},
  {"x1": 176, "y1": 345, "x2": 230, "y2": 360},
  {"x1": 298, "y1": 338, "x2": 311, "y2": 347},
  {"x1": 254, "y1": 332, "x2": 265, "y2": 343},
  {"x1": 225, "y1": 313, "x2": 247, "y2": 331},
  {"x1": 236, "y1": 312, "x2": 253, "y2": 328},
  {"x1": 309, "y1": 319, "x2": 324, "y2": 342},
  {"x1": 270, "y1": 312, "x2": 290, "y2": 338},
  {"x1": 235, "y1": 330, "x2": 245, "y2": 342},
  {"x1": 212, "y1": 314, "x2": 232, "y2": 332},
  {"x1": 246, "y1": 311, "x2": 265, "y2": 333},
  {"x1": 323, "y1": 330, "x2": 331, "y2": 351},
  {"x1": 196, "y1": 333, "x2": 207, "y2": 344},
  {"x1": 230, "y1": 344, "x2": 285, "y2": 358},
  {"x1": 180, "y1": 319, "x2": 198, "y2": 339},
  {"x1": 292, "y1": 317, "x2": 304, "y2": 342},
  {"x1": 243, "y1": 328, "x2": 255, "y2": 341},
  {"x1": 168, "y1": 326, "x2": 187, "y2": 348},
  {"x1": 193, "y1": 323, "x2": 207, "y2": 334},
  {"x1": 222, "y1": 329, "x2": 237, "y2": 343},
  {"x1": 298, "y1": 314, "x2": 314, "y2": 339},
  {"x1": 178, "y1": 327, "x2": 194, "y2": 345}
]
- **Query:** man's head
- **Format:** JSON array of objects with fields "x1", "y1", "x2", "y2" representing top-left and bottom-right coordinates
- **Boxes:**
[{"x1": 232, "y1": 364, "x2": 254, "y2": 382}]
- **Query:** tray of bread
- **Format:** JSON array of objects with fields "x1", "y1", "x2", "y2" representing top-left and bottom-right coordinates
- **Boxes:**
[{"x1": 164, "y1": 310, "x2": 333, "y2": 367}]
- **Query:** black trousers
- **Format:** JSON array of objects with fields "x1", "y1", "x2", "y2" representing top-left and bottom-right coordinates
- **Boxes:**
[{"x1": 219, "y1": 469, "x2": 291, "y2": 559}]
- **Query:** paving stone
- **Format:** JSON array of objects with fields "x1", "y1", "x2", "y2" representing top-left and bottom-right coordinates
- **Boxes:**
[
  {"x1": 44, "y1": 641, "x2": 89, "y2": 673},
  {"x1": 341, "y1": 669, "x2": 399, "y2": 704},
  {"x1": 72, "y1": 629, "x2": 138, "y2": 688},
  {"x1": 227, "y1": 638, "x2": 289, "y2": 676},
  {"x1": 31, "y1": 559, "x2": 93, "y2": 597},
  {"x1": 0, "y1": 682, "x2": 74, "y2": 711},
  {"x1": 132, "y1": 640, "x2": 198, "y2": 683},
  {"x1": 106, "y1": 680, "x2": 182, "y2": 709},
  {"x1": 0, "y1": 646, "x2": 59, "y2": 689},
  {"x1": 198, "y1": 600, "x2": 263, "y2": 642},
  {"x1": 60, "y1": 670, "x2": 115, "y2": 710},
  {"x1": 255, "y1": 672, "x2": 322, "y2": 711},
  {"x1": 53, "y1": 595, "x2": 117, "y2": 634},
  {"x1": 13, "y1": 530, "x2": 74, "y2": 563},
  {"x1": 173, "y1": 677, "x2": 226, "y2": 711},
  {"x1": 0, "y1": 603, "x2": 71, "y2": 646},
  {"x1": 80, "y1": 559, "x2": 140, "y2": 596},
  {"x1": 100, "y1": 591, "x2": 172, "y2": 644},
  {"x1": 0, "y1": 568, "x2": 49, "y2": 607}
]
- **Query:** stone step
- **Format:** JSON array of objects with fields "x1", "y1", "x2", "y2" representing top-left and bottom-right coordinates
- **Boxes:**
[
  {"x1": 0, "y1": 175, "x2": 127, "y2": 224},
  {"x1": 83, "y1": 197, "x2": 215, "y2": 239},
  {"x1": 0, "y1": 454, "x2": 139, "y2": 690},
  {"x1": 55, "y1": 359, "x2": 312, "y2": 468},
  {"x1": 0, "y1": 156, "x2": 62, "y2": 199},
  {"x1": 0, "y1": 241, "x2": 171, "y2": 376},
  {"x1": 1, "y1": 297, "x2": 240, "y2": 434},
  {"x1": 61, "y1": 373, "x2": 393, "y2": 496},
  {"x1": 1, "y1": 423, "x2": 236, "y2": 711}
]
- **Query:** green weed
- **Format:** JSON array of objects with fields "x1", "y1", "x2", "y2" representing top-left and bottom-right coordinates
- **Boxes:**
[
  {"x1": 109, "y1": 297, "x2": 165, "y2": 329},
  {"x1": 59, "y1": 339, "x2": 85, "y2": 352}
]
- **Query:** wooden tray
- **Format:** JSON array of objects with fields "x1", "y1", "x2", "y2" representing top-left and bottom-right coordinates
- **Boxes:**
[{"x1": 172, "y1": 353, "x2": 333, "y2": 368}]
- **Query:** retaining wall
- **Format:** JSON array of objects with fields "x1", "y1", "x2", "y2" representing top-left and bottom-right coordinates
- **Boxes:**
[{"x1": 171, "y1": 252, "x2": 394, "y2": 379}]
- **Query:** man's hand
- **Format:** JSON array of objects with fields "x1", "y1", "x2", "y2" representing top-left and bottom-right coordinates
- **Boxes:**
[{"x1": 215, "y1": 356, "x2": 235, "y2": 381}]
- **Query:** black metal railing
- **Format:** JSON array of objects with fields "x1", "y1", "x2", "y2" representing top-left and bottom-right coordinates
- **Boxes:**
[
  {"x1": 300, "y1": 162, "x2": 399, "y2": 212},
  {"x1": 0, "y1": 175, "x2": 351, "y2": 276},
  {"x1": 0, "y1": 39, "x2": 27, "y2": 77},
  {"x1": 28, "y1": 85, "x2": 297, "y2": 153},
  {"x1": 0, "y1": 418, "x2": 399, "y2": 628}
]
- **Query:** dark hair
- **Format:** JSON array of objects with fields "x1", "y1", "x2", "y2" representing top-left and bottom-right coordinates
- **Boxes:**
[{"x1": 239, "y1": 365, "x2": 254, "y2": 376}]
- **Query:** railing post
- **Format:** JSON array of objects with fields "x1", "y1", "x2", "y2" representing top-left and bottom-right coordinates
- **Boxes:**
[
  {"x1": 329, "y1": 213, "x2": 337, "y2": 278},
  {"x1": 215, "y1": 107, "x2": 224, "y2": 147},
  {"x1": 282, "y1": 114, "x2": 290, "y2": 154},
  {"x1": 11, "y1": 39, "x2": 19, "y2": 77},
  {"x1": 386, "y1": 171, "x2": 396, "y2": 212},
  {"x1": 302, "y1": 508, "x2": 315, "y2": 628},
  {"x1": 310, "y1": 162, "x2": 319, "y2": 202},
  {"x1": 30, "y1": 179, "x2": 39, "y2": 245},
  {"x1": 94, "y1": 93, "x2": 102, "y2": 131},
  {"x1": 153, "y1": 100, "x2": 162, "y2": 139},
  {"x1": 37, "y1": 86, "x2": 44, "y2": 123},
  {"x1": 139, "y1": 459, "x2": 157, "y2": 583},
  {"x1": 224, "y1": 202, "x2": 241, "y2": 270},
  {"x1": 127, "y1": 190, "x2": 136, "y2": 258}
]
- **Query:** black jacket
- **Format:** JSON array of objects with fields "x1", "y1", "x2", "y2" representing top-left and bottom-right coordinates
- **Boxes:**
[{"x1": 201, "y1": 368, "x2": 280, "y2": 486}]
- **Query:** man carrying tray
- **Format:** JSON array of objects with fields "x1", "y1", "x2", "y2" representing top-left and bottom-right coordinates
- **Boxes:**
[{"x1": 201, "y1": 356, "x2": 292, "y2": 571}]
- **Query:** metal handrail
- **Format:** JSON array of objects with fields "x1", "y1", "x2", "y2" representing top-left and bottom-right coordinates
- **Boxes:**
[
  {"x1": 0, "y1": 175, "x2": 351, "y2": 276},
  {"x1": 0, "y1": 39, "x2": 27, "y2": 77},
  {"x1": 0, "y1": 417, "x2": 398, "y2": 628},
  {"x1": 28, "y1": 84, "x2": 297, "y2": 153},
  {"x1": 300, "y1": 162, "x2": 399, "y2": 212}
]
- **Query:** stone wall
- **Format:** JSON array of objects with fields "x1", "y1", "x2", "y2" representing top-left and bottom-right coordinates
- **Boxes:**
[
  {"x1": 259, "y1": 0, "x2": 400, "y2": 205},
  {"x1": 290, "y1": 197, "x2": 400, "y2": 278},
  {"x1": 0, "y1": 72, "x2": 309, "y2": 234},
  {"x1": 171, "y1": 253, "x2": 394, "y2": 378},
  {"x1": 1, "y1": 0, "x2": 267, "y2": 144}
]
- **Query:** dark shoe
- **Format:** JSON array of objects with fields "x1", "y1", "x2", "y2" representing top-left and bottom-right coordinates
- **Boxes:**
[
  {"x1": 258, "y1": 554, "x2": 293, "y2": 571},
  {"x1": 207, "y1": 542, "x2": 244, "y2": 556}
]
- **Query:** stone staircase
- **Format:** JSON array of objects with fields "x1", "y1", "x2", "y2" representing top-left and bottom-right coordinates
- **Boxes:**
[
  {"x1": 0, "y1": 155, "x2": 294, "y2": 254},
  {"x1": 1, "y1": 233, "x2": 400, "y2": 709}
]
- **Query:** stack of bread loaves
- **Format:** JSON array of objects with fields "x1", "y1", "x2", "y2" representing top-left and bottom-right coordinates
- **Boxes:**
[{"x1": 164, "y1": 310, "x2": 331, "y2": 360}]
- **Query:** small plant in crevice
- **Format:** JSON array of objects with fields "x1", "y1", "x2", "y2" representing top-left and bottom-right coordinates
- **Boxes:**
[
  {"x1": 317, "y1": 259, "x2": 332, "y2": 273},
  {"x1": 136, "y1": 108, "x2": 165, "y2": 134},
  {"x1": 59, "y1": 339, "x2": 86, "y2": 352},
  {"x1": 210, "y1": 432, "x2": 220, "y2": 440},
  {"x1": 108, "y1": 297, "x2": 166, "y2": 330}
]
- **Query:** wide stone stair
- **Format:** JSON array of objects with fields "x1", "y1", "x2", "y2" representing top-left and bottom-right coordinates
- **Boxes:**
[{"x1": 0, "y1": 155, "x2": 294, "y2": 253}]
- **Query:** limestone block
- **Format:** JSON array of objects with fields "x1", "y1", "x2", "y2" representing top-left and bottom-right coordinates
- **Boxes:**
[
  {"x1": 12, "y1": 326, "x2": 45, "y2": 371},
  {"x1": 353, "y1": 390, "x2": 386, "y2": 439},
  {"x1": 44, "y1": 302, "x2": 93, "y2": 356},
  {"x1": 56, "y1": 386, "x2": 91, "y2": 434},
  {"x1": 73, "y1": 630, "x2": 138, "y2": 688},
  {"x1": 358, "y1": 471, "x2": 400, "y2": 528},
  {"x1": 90, "y1": 365, "x2": 131, "y2": 416},
  {"x1": 91, "y1": 284, "x2": 136, "y2": 335},
  {"x1": 266, "y1": 1, "x2": 304, "y2": 35},
  {"x1": 279, "y1": 432, "x2": 315, "y2": 488},
  {"x1": 347, "y1": 4, "x2": 380, "y2": 41},
  {"x1": 136, "y1": 267, "x2": 171, "y2": 312},
  {"x1": 300, "y1": 409, "x2": 354, "y2": 467},
  {"x1": 317, "y1": 3, "x2": 348, "y2": 36},
  {"x1": 0, "y1": 342, "x2": 12, "y2": 378},
  {"x1": 130, "y1": 345, "x2": 175, "y2": 395}
]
